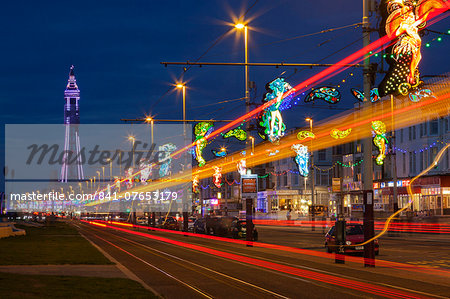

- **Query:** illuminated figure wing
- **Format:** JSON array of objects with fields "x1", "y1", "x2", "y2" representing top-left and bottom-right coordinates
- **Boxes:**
[
  {"x1": 330, "y1": 128, "x2": 352, "y2": 139},
  {"x1": 297, "y1": 131, "x2": 315, "y2": 141},
  {"x1": 304, "y1": 86, "x2": 341, "y2": 104}
]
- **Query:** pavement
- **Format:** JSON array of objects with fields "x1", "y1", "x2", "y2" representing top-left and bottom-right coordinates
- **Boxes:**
[{"x1": 74, "y1": 219, "x2": 450, "y2": 299}]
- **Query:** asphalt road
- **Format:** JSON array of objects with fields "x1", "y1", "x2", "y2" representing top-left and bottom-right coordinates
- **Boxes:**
[{"x1": 75, "y1": 220, "x2": 450, "y2": 299}]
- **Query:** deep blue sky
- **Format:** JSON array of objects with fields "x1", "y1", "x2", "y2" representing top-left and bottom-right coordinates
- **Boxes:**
[{"x1": 1, "y1": 1, "x2": 448, "y2": 187}]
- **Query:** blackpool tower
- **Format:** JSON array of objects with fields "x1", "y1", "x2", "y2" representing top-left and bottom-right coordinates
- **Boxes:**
[{"x1": 60, "y1": 65, "x2": 84, "y2": 182}]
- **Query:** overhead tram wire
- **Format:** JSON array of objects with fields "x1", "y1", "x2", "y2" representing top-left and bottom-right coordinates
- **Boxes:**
[{"x1": 150, "y1": 0, "x2": 260, "y2": 115}]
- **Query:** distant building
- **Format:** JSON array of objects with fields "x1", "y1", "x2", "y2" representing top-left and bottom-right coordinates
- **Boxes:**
[{"x1": 60, "y1": 65, "x2": 84, "y2": 182}]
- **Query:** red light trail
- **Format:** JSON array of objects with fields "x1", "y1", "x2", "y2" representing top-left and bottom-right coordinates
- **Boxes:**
[{"x1": 81, "y1": 220, "x2": 431, "y2": 298}]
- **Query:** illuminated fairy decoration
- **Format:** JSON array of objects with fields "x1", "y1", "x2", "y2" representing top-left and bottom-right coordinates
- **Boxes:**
[
  {"x1": 350, "y1": 88, "x2": 380, "y2": 103},
  {"x1": 158, "y1": 143, "x2": 177, "y2": 178},
  {"x1": 291, "y1": 144, "x2": 309, "y2": 177},
  {"x1": 114, "y1": 177, "x2": 121, "y2": 193},
  {"x1": 408, "y1": 88, "x2": 436, "y2": 102},
  {"x1": 222, "y1": 125, "x2": 247, "y2": 141},
  {"x1": 212, "y1": 148, "x2": 227, "y2": 157},
  {"x1": 193, "y1": 122, "x2": 214, "y2": 167},
  {"x1": 259, "y1": 78, "x2": 294, "y2": 143},
  {"x1": 237, "y1": 158, "x2": 247, "y2": 175},
  {"x1": 125, "y1": 167, "x2": 135, "y2": 189},
  {"x1": 378, "y1": 0, "x2": 448, "y2": 96},
  {"x1": 297, "y1": 131, "x2": 315, "y2": 141},
  {"x1": 372, "y1": 121, "x2": 389, "y2": 165},
  {"x1": 304, "y1": 86, "x2": 341, "y2": 104},
  {"x1": 213, "y1": 166, "x2": 222, "y2": 188},
  {"x1": 139, "y1": 158, "x2": 152, "y2": 185},
  {"x1": 192, "y1": 175, "x2": 199, "y2": 193},
  {"x1": 330, "y1": 128, "x2": 352, "y2": 139}
]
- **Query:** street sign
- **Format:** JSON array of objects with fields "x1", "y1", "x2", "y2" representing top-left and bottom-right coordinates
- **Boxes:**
[
  {"x1": 241, "y1": 174, "x2": 258, "y2": 197},
  {"x1": 332, "y1": 178, "x2": 341, "y2": 192}
]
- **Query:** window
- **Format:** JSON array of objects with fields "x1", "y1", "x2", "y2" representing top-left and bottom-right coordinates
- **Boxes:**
[
  {"x1": 430, "y1": 119, "x2": 438, "y2": 135},
  {"x1": 318, "y1": 149, "x2": 326, "y2": 161},
  {"x1": 400, "y1": 129, "x2": 404, "y2": 143},
  {"x1": 419, "y1": 152, "x2": 423, "y2": 171},
  {"x1": 402, "y1": 153, "x2": 406, "y2": 174},
  {"x1": 283, "y1": 173, "x2": 288, "y2": 186},
  {"x1": 277, "y1": 175, "x2": 280, "y2": 187},
  {"x1": 409, "y1": 127, "x2": 412, "y2": 140},
  {"x1": 430, "y1": 147, "x2": 438, "y2": 167},
  {"x1": 292, "y1": 173, "x2": 299, "y2": 186},
  {"x1": 412, "y1": 126, "x2": 416, "y2": 140}
]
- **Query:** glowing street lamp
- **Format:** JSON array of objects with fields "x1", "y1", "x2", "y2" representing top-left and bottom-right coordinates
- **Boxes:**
[
  {"x1": 305, "y1": 117, "x2": 315, "y2": 231},
  {"x1": 234, "y1": 22, "x2": 250, "y2": 150},
  {"x1": 145, "y1": 116, "x2": 154, "y2": 145}
]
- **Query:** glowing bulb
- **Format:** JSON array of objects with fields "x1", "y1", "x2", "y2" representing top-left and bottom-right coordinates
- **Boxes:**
[{"x1": 235, "y1": 23, "x2": 245, "y2": 29}]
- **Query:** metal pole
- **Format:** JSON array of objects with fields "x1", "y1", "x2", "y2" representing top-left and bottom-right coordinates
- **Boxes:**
[
  {"x1": 182, "y1": 85, "x2": 189, "y2": 232},
  {"x1": 309, "y1": 119, "x2": 315, "y2": 231},
  {"x1": 363, "y1": 0, "x2": 375, "y2": 267},
  {"x1": 151, "y1": 120, "x2": 154, "y2": 145},
  {"x1": 391, "y1": 94, "x2": 398, "y2": 213},
  {"x1": 244, "y1": 25, "x2": 250, "y2": 153}
]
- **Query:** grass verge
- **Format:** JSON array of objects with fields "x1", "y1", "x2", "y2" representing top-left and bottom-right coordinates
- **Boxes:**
[
  {"x1": 0, "y1": 272, "x2": 156, "y2": 298},
  {"x1": 0, "y1": 221, "x2": 112, "y2": 265}
]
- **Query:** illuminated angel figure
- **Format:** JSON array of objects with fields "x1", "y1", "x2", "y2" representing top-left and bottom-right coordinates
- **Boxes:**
[
  {"x1": 237, "y1": 159, "x2": 246, "y2": 175},
  {"x1": 291, "y1": 144, "x2": 309, "y2": 177},
  {"x1": 192, "y1": 175, "x2": 199, "y2": 193},
  {"x1": 260, "y1": 78, "x2": 294, "y2": 143},
  {"x1": 213, "y1": 166, "x2": 222, "y2": 188},
  {"x1": 379, "y1": 0, "x2": 449, "y2": 96},
  {"x1": 158, "y1": 143, "x2": 177, "y2": 178},
  {"x1": 193, "y1": 122, "x2": 214, "y2": 167},
  {"x1": 372, "y1": 121, "x2": 389, "y2": 166},
  {"x1": 139, "y1": 159, "x2": 152, "y2": 185},
  {"x1": 125, "y1": 167, "x2": 134, "y2": 189}
]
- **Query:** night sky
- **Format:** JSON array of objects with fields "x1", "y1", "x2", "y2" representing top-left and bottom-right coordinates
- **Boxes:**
[{"x1": 1, "y1": 0, "x2": 448, "y2": 186}]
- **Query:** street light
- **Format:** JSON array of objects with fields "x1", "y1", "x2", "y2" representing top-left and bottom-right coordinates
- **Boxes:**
[
  {"x1": 249, "y1": 136, "x2": 255, "y2": 155},
  {"x1": 177, "y1": 83, "x2": 189, "y2": 231},
  {"x1": 234, "y1": 22, "x2": 250, "y2": 151},
  {"x1": 145, "y1": 116, "x2": 154, "y2": 145},
  {"x1": 305, "y1": 117, "x2": 315, "y2": 231},
  {"x1": 128, "y1": 135, "x2": 136, "y2": 168}
]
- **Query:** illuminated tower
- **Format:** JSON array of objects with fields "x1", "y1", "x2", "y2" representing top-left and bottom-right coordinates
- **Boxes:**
[{"x1": 60, "y1": 65, "x2": 84, "y2": 182}]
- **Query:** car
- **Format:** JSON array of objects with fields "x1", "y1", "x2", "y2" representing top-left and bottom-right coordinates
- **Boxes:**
[
  {"x1": 231, "y1": 219, "x2": 258, "y2": 241},
  {"x1": 325, "y1": 224, "x2": 379, "y2": 255},
  {"x1": 193, "y1": 218, "x2": 207, "y2": 234},
  {"x1": 136, "y1": 217, "x2": 148, "y2": 225},
  {"x1": 156, "y1": 216, "x2": 180, "y2": 230},
  {"x1": 205, "y1": 216, "x2": 237, "y2": 236}
]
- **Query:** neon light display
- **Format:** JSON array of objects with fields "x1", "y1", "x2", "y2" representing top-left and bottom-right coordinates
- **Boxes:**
[
  {"x1": 330, "y1": 128, "x2": 352, "y2": 139},
  {"x1": 138, "y1": 159, "x2": 152, "y2": 185},
  {"x1": 372, "y1": 120, "x2": 388, "y2": 165},
  {"x1": 259, "y1": 78, "x2": 294, "y2": 143},
  {"x1": 213, "y1": 166, "x2": 222, "y2": 188},
  {"x1": 408, "y1": 88, "x2": 436, "y2": 102},
  {"x1": 159, "y1": 143, "x2": 177, "y2": 178},
  {"x1": 192, "y1": 175, "x2": 199, "y2": 193},
  {"x1": 222, "y1": 127, "x2": 247, "y2": 141},
  {"x1": 212, "y1": 149, "x2": 227, "y2": 157},
  {"x1": 125, "y1": 167, "x2": 135, "y2": 189},
  {"x1": 291, "y1": 144, "x2": 309, "y2": 177},
  {"x1": 297, "y1": 131, "x2": 315, "y2": 141},
  {"x1": 237, "y1": 159, "x2": 247, "y2": 175},
  {"x1": 193, "y1": 122, "x2": 214, "y2": 167},
  {"x1": 304, "y1": 86, "x2": 341, "y2": 104},
  {"x1": 350, "y1": 88, "x2": 380, "y2": 103},
  {"x1": 378, "y1": 0, "x2": 448, "y2": 96}
]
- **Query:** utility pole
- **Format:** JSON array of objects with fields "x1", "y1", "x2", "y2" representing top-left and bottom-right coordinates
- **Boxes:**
[{"x1": 362, "y1": 0, "x2": 375, "y2": 267}]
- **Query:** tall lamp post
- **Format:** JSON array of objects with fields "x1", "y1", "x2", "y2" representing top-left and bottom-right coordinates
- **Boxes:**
[
  {"x1": 234, "y1": 22, "x2": 250, "y2": 151},
  {"x1": 145, "y1": 117, "x2": 154, "y2": 145},
  {"x1": 177, "y1": 83, "x2": 189, "y2": 232},
  {"x1": 306, "y1": 118, "x2": 315, "y2": 231},
  {"x1": 128, "y1": 136, "x2": 136, "y2": 168}
]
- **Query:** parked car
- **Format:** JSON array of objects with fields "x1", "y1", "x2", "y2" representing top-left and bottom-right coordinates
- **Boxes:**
[
  {"x1": 157, "y1": 216, "x2": 180, "y2": 230},
  {"x1": 136, "y1": 217, "x2": 148, "y2": 225},
  {"x1": 231, "y1": 219, "x2": 258, "y2": 241},
  {"x1": 205, "y1": 216, "x2": 237, "y2": 236},
  {"x1": 193, "y1": 218, "x2": 207, "y2": 234},
  {"x1": 325, "y1": 224, "x2": 379, "y2": 255}
]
